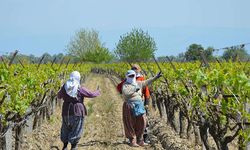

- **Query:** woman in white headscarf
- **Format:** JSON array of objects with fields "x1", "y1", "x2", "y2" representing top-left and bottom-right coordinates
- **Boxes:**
[
  {"x1": 57, "y1": 71, "x2": 100, "y2": 150},
  {"x1": 122, "y1": 70, "x2": 161, "y2": 147}
]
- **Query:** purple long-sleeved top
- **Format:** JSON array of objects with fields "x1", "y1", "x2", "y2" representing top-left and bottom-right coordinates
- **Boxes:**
[{"x1": 57, "y1": 84, "x2": 100, "y2": 116}]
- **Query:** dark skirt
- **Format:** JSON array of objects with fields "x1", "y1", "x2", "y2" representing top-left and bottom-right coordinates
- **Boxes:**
[
  {"x1": 122, "y1": 101, "x2": 146, "y2": 141},
  {"x1": 60, "y1": 116, "x2": 84, "y2": 144}
]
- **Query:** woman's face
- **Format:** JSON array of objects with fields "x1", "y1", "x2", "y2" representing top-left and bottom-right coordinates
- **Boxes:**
[
  {"x1": 128, "y1": 74, "x2": 135, "y2": 78},
  {"x1": 131, "y1": 67, "x2": 139, "y2": 74}
]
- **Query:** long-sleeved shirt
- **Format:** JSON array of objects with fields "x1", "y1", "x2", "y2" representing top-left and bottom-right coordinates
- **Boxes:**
[
  {"x1": 122, "y1": 76, "x2": 157, "y2": 101},
  {"x1": 117, "y1": 76, "x2": 150, "y2": 99},
  {"x1": 57, "y1": 84, "x2": 100, "y2": 116}
]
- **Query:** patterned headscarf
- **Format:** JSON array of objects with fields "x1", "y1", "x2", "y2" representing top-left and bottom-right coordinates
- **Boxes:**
[{"x1": 125, "y1": 70, "x2": 137, "y2": 85}]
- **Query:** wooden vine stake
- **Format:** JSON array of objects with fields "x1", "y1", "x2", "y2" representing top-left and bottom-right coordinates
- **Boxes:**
[
  {"x1": 37, "y1": 55, "x2": 45, "y2": 69},
  {"x1": 8, "y1": 50, "x2": 18, "y2": 67}
]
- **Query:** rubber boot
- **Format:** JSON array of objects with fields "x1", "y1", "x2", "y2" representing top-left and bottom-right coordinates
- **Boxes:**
[
  {"x1": 62, "y1": 142, "x2": 68, "y2": 150},
  {"x1": 71, "y1": 143, "x2": 78, "y2": 150}
]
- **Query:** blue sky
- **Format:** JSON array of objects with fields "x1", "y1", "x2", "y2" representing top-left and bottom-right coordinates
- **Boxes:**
[{"x1": 0, "y1": 0, "x2": 249, "y2": 57}]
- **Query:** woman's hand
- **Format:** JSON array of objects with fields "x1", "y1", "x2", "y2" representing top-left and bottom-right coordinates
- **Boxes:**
[{"x1": 156, "y1": 71, "x2": 162, "y2": 79}]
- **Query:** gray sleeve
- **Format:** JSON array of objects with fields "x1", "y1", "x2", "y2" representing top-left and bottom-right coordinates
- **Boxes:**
[{"x1": 139, "y1": 76, "x2": 158, "y2": 88}]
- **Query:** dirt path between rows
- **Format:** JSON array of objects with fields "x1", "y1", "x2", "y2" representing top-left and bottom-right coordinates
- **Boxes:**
[
  {"x1": 20, "y1": 73, "x2": 239, "y2": 150},
  {"x1": 21, "y1": 74, "x2": 155, "y2": 150}
]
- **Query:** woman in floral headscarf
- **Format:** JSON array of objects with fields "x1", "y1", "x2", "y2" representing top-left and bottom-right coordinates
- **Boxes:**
[
  {"x1": 57, "y1": 71, "x2": 100, "y2": 150},
  {"x1": 122, "y1": 70, "x2": 161, "y2": 147}
]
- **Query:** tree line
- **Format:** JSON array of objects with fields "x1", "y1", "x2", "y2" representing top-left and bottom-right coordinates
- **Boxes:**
[{"x1": 1, "y1": 28, "x2": 249, "y2": 64}]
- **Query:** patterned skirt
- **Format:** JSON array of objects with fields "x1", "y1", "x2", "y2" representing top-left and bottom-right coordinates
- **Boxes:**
[
  {"x1": 122, "y1": 101, "x2": 146, "y2": 141},
  {"x1": 60, "y1": 116, "x2": 84, "y2": 144}
]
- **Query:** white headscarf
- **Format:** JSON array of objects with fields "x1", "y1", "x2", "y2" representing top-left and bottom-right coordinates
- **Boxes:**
[
  {"x1": 64, "y1": 71, "x2": 81, "y2": 98},
  {"x1": 125, "y1": 70, "x2": 137, "y2": 85}
]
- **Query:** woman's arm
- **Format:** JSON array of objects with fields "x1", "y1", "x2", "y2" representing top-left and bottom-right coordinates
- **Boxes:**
[
  {"x1": 79, "y1": 87, "x2": 100, "y2": 98},
  {"x1": 138, "y1": 76, "x2": 157, "y2": 88},
  {"x1": 57, "y1": 86, "x2": 64, "y2": 99},
  {"x1": 138, "y1": 72, "x2": 162, "y2": 88}
]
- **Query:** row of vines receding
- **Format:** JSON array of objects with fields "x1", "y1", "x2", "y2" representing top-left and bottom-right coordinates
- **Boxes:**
[
  {"x1": 93, "y1": 58, "x2": 250, "y2": 150},
  {"x1": 0, "y1": 54, "x2": 92, "y2": 150}
]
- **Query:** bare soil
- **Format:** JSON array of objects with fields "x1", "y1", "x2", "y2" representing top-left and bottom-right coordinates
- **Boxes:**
[
  {"x1": 20, "y1": 74, "x2": 199, "y2": 150},
  {"x1": 21, "y1": 74, "x2": 153, "y2": 150}
]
